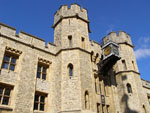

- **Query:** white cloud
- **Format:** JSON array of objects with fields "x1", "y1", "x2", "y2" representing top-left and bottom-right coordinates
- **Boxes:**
[
  {"x1": 134, "y1": 49, "x2": 150, "y2": 60},
  {"x1": 134, "y1": 36, "x2": 150, "y2": 60},
  {"x1": 136, "y1": 36, "x2": 150, "y2": 49}
]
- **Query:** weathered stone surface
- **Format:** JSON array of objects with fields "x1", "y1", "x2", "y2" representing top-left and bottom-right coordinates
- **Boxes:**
[{"x1": 0, "y1": 3, "x2": 150, "y2": 113}]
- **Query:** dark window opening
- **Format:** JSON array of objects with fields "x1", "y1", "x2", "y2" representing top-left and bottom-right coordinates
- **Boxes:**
[
  {"x1": 132, "y1": 61, "x2": 135, "y2": 70},
  {"x1": 2, "y1": 54, "x2": 18, "y2": 71},
  {"x1": 0, "y1": 85, "x2": 12, "y2": 105},
  {"x1": 127, "y1": 83, "x2": 132, "y2": 93},
  {"x1": 85, "y1": 91, "x2": 89, "y2": 109},
  {"x1": 68, "y1": 35, "x2": 72, "y2": 48},
  {"x1": 81, "y1": 37, "x2": 85, "y2": 48},
  {"x1": 97, "y1": 103, "x2": 100, "y2": 113},
  {"x1": 122, "y1": 60, "x2": 127, "y2": 70},
  {"x1": 68, "y1": 63, "x2": 73, "y2": 77},
  {"x1": 37, "y1": 64, "x2": 48, "y2": 80},
  {"x1": 34, "y1": 93, "x2": 47, "y2": 111}
]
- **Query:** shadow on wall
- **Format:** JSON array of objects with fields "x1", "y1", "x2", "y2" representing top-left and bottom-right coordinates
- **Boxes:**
[{"x1": 121, "y1": 94, "x2": 138, "y2": 113}]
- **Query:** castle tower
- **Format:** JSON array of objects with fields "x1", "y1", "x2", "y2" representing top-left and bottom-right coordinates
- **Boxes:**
[
  {"x1": 53, "y1": 4, "x2": 95, "y2": 113},
  {"x1": 103, "y1": 31, "x2": 150, "y2": 113},
  {"x1": 52, "y1": 4, "x2": 91, "y2": 51}
]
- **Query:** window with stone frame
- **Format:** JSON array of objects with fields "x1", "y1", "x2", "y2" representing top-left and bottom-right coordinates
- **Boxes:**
[
  {"x1": 2, "y1": 53, "x2": 18, "y2": 71},
  {"x1": 34, "y1": 92, "x2": 47, "y2": 111},
  {"x1": 0, "y1": 84, "x2": 13, "y2": 106},
  {"x1": 37, "y1": 64, "x2": 48, "y2": 80}
]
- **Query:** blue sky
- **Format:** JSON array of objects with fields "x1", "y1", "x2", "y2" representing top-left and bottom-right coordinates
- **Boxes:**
[{"x1": 0, "y1": 0, "x2": 150, "y2": 81}]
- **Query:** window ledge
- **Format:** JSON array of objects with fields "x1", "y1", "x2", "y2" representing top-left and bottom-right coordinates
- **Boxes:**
[
  {"x1": 34, "y1": 110, "x2": 46, "y2": 113},
  {"x1": 1, "y1": 68, "x2": 17, "y2": 73},
  {"x1": 0, "y1": 105, "x2": 13, "y2": 111}
]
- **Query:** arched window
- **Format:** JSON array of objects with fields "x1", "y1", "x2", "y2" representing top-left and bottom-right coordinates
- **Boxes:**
[
  {"x1": 68, "y1": 63, "x2": 73, "y2": 77},
  {"x1": 85, "y1": 91, "x2": 90, "y2": 109},
  {"x1": 126, "y1": 83, "x2": 132, "y2": 93}
]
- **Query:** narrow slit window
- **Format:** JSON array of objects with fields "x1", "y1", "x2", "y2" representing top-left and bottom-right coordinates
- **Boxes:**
[
  {"x1": 132, "y1": 61, "x2": 135, "y2": 70},
  {"x1": 85, "y1": 91, "x2": 90, "y2": 109},
  {"x1": 95, "y1": 78, "x2": 97, "y2": 93},
  {"x1": 122, "y1": 60, "x2": 127, "y2": 71},
  {"x1": 68, "y1": 64, "x2": 73, "y2": 77},
  {"x1": 127, "y1": 83, "x2": 132, "y2": 93},
  {"x1": 68, "y1": 36, "x2": 72, "y2": 48},
  {"x1": 81, "y1": 37, "x2": 85, "y2": 49},
  {"x1": 95, "y1": 77, "x2": 100, "y2": 94},
  {"x1": 97, "y1": 103, "x2": 100, "y2": 113},
  {"x1": 143, "y1": 105, "x2": 147, "y2": 113}
]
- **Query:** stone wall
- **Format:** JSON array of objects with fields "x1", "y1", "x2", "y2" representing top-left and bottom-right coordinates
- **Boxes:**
[{"x1": 0, "y1": 3, "x2": 150, "y2": 113}]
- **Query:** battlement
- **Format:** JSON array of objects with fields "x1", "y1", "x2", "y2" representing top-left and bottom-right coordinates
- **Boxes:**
[
  {"x1": 102, "y1": 31, "x2": 133, "y2": 47},
  {"x1": 141, "y1": 79, "x2": 150, "y2": 89},
  {"x1": 0, "y1": 22, "x2": 57, "y2": 54},
  {"x1": 53, "y1": 4, "x2": 89, "y2": 28}
]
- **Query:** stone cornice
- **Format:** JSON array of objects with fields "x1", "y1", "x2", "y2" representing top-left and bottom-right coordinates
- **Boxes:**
[
  {"x1": 1, "y1": 33, "x2": 92, "y2": 57},
  {"x1": 52, "y1": 14, "x2": 91, "y2": 33},
  {"x1": 56, "y1": 47, "x2": 91, "y2": 56},
  {"x1": 115, "y1": 70, "x2": 140, "y2": 75},
  {"x1": 5, "y1": 46, "x2": 22, "y2": 55},
  {"x1": 118, "y1": 42, "x2": 134, "y2": 48},
  {"x1": 38, "y1": 57, "x2": 52, "y2": 65}
]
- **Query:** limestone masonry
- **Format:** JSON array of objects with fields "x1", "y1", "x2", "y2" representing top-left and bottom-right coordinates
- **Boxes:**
[{"x1": 0, "y1": 3, "x2": 150, "y2": 113}]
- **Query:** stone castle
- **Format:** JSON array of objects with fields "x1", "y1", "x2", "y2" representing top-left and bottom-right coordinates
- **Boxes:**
[{"x1": 0, "y1": 3, "x2": 150, "y2": 113}]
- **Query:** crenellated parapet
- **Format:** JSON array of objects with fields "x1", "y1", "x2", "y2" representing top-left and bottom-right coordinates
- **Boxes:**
[
  {"x1": 102, "y1": 31, "x2": 133, "y2": 47},
  {"x1": 0, "y1": 22, "x2": 57, "y2": 54},
  {"x1": 141, "y1": 79, "x2": 150, "y2": 89},
  {"x1": 52, "y1": 4, "x2": 89, "y2": 28}
]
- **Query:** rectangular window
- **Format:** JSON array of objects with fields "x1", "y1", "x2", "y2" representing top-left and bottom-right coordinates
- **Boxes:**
[
  {"x1": 34, "y1": 92, "x2": 47, "y2": 111},
  {"x1": 81, "y1": 37, "x2": 85, "y2": 49},
  {"x1": 37, "y1": 64, "x2": 48, "y2": 80},
  {"x1": 0, "y1": 85, "x2": 12, "y2": 105},
  {"x1": 122, "y1": 60, "x2": 127, "y2": 71},
  {"x1": 2, "y1": 54, "x2": 18, "y2": 71},
  {"x1": 68, "y1": 35, "x2": 72, "y2": 48}
]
